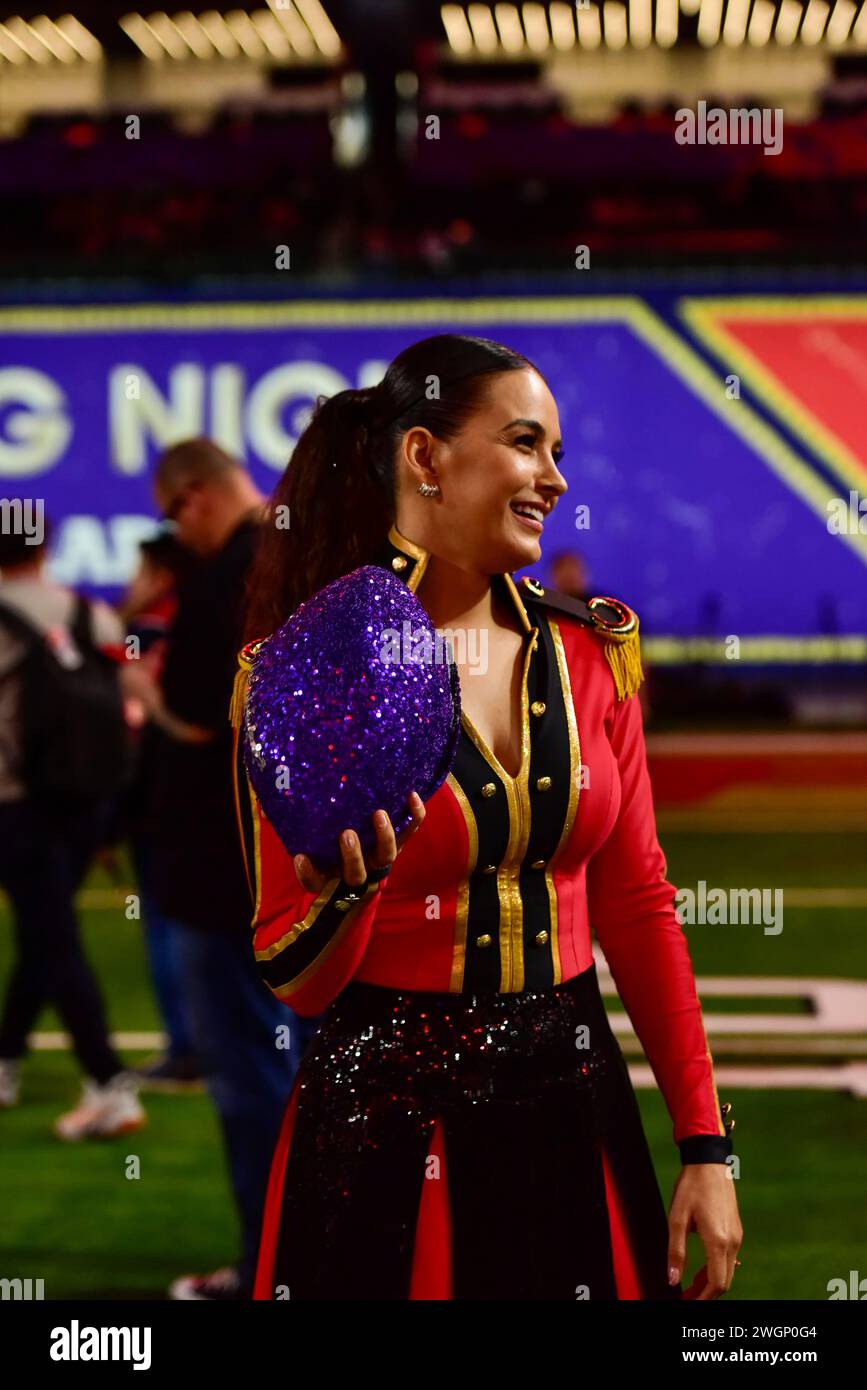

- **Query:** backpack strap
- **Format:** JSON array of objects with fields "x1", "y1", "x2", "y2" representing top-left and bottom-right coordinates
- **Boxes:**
[{"x1": 517, "y1": 575, "x2": 644, "y2": 701}]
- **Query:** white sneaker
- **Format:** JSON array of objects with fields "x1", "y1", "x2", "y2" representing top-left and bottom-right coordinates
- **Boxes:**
[
  {"x1": 168, "y1": 1267, "x2": 246, "y2": 1301},
  {"x1": 0, "y1": 1059, "x2": 21, "y2": 1108},
  {"x1": 54, "y1": 1072, "x2": 146, "y2": 1141}
]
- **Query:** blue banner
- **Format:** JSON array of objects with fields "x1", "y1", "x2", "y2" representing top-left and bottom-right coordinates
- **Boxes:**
[{"x1": 1, "y1": 295, "x2": 864, "y2": 647}]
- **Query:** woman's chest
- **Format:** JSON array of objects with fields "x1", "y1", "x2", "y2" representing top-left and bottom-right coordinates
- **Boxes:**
[{"x1": 394, "y1": 618, "x2": 624, "y2": 887}]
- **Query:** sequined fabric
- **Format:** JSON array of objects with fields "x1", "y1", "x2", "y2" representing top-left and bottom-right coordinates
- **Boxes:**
[
  {"x1": 243, "y1": 566, "x2": 461, "y2": 870},
  {"x1": 264, "y1": 964, "x2": 680, "y2": 1301}
]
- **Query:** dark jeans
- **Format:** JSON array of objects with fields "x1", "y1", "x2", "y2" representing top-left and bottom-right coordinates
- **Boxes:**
[
  {"x1": 173, "y1": 922, "x2": 319, "y2": 1292},
  {"x1": 0, "y1": 797, "x2": 122, "y2": 1084},
  {"x1": 130, "y1": 836, "x2": 196, "y2": 1062}
]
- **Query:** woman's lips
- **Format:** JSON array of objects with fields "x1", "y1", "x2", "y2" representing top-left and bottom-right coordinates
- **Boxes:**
[{"x1": 510, "y1": 503, "x2": 544, "y2": 533}]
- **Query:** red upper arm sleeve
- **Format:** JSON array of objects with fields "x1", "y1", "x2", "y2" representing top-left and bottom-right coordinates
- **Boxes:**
[{"x1": 586, "y1": 692, "x2": 726, "y2": 1146}]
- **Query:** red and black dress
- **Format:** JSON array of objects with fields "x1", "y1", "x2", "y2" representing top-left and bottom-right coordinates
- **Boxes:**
[{"x1": 231, "y1": 525, "x2": 734, "y2": 1301}]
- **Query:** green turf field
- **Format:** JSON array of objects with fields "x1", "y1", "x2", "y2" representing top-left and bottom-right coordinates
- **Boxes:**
[{"x1": 1, "y1": 831, "x2": 865, "y2": 1301}]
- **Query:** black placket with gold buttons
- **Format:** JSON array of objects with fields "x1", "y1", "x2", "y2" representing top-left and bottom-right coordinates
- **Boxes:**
[{"x1": 380, "y1": 526, "x2": 582, "y2": 997}]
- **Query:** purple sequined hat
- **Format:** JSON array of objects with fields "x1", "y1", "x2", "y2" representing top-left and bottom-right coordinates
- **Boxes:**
[{"x1": 243, "y1": 565, "x2": 462, "y2": 871}]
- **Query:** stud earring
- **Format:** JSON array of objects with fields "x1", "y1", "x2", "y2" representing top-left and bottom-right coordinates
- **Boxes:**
[{"x1": 417, "y1": 481, "x2": 440, "y2": 498}]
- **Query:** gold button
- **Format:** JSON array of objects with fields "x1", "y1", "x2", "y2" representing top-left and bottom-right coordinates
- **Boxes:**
[
  {"x1": 481, "y1": 863, "x2": 498, "y2": 875},
  {"x1": 391, "y1": 556, "x2": 408, "y2": 572},
  {"x1": 334, "y1": 899, "x2": 351, "y2": 912},
  {"x1": 534, "y1": 930, "x2": 549, "y2": 946},
  {"x1": 530, "y1": 859, "x2": 546, "y2": 870},
  {"x1": 530, "y1": 700, "x2": 546, "y2": 716},
  {"x1": 536, "y1": 776, "x2": 552, "y2": 792},
  {"x1": 481, "y1": 782, "x2": 497, "y2": 798},
  {"x1": 476, "y1": 933, "x2": 493, "y2": 949}
]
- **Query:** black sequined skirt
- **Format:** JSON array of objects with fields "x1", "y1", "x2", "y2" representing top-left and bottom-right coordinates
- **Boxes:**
[{"x1": 254, "y1": 962, "x2": 680, "y2": 1301}]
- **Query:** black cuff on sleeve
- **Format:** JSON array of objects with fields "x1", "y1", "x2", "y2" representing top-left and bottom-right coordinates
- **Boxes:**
[{"x1": 678, "y1": 1134, "x2": 734, "y2": 1165}]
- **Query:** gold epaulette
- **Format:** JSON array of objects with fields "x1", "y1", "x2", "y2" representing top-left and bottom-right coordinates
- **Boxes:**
[
  {"x1": 518, "y1": 576, "x2": 644, "y2": 701},
  {"x1": 229, "y1": 639, "x2": 264, "y2": 729}
]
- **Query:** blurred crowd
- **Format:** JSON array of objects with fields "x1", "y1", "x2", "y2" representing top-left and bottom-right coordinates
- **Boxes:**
[{"x1": 0, "y1": 440, "x2": 318, "y2": 1300}]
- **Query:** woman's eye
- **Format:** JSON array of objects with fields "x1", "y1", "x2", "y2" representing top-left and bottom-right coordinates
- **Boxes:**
[{"x1": 515, "y1": 435, "x2": 535, "y2": 450}]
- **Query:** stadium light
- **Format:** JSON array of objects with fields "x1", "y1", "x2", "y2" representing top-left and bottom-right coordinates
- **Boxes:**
[
  {"x1": 696, "y1": 0, "x2": 724, "y2": 46},
  {"x1": 250, "y1": 9, "x2": 293, "y2": 57},
  {"x1": 290, "y1": 0, "x2": 341, "y2": 57},
  {"x1": 774, "y1": 0, "x2": 803, "y2": 43},
  {"x1": 223, "y1": 10, "x2": 268, "y2": 57},
  {"x1": 576, "y1": 4, "x2": 602, "y2": 47},
  {"x1": 603, "y1": 1, "x2": 628, "y2": 48},
  {"x1": 747, "y1": 0, "x2": 776, "y2": 42},
  {"x1": 722, "y1": 0, "x2": 750, "y2": 44},
  {"x1": 268, "y1": 1, "x2": 317, "y2": 57},
  {"x1": 441, "y1": 4, "x2": 475, "y2": 53},
  {"x1": 494, "y1": 3, "x2": 525, "y2": 52},
  {"x1": 467, "y1": 3, "x2": 500, "y2": 51},
  {"x1": 522, "y1": 3, "x2": 551, "y2": 50},
  {"x1": 197, "y1": 11, "x2": 242, "y2": 57},
  {"x1": 800, "y1": 0, "x2": 830, "y2": 42},
  {"x1": 826, "y1": 0, "x2": 857, "y2": 44},
  {"x1": 3, "y1": 17, "x2": 54, "y2": 62},
  {"x1": 629, "y1": 0, "x2": 653, "y2": 47},
  {"x1": 655, "y1": 0, "x2": 679, "y2": 46},
  {"x1": 549, "y1": 1, "x2": 576, "y2": 47},
  {"x1": 29, "y1": 15, "x2": 79, "y2": 62}
]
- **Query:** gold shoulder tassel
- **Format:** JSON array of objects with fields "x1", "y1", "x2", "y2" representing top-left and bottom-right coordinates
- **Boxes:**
[
  {"x1": 602, "y1": 621, "x2": 644, "y2": 701},
  {"x1": 229, "y1": 664, "x2": 249, "y2": 729},
  {"x1": 229, "y1": 642, "x2": 260, "y2": 728}
]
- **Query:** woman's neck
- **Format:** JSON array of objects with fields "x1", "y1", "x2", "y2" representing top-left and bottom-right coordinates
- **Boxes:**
[{"x1": 414, "y1": 553, "x2": 495, "y2": 631}]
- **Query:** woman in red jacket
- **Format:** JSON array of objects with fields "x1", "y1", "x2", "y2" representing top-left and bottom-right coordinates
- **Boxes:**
[{"x1": 233, "y1": 333, "x2": 743, "y2": 1301}]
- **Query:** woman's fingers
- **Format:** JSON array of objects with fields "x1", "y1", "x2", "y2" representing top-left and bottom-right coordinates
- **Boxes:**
[
  {"x1": 338, "y1": 829, "x2": 369, "y2": 887},
  {"x1": 302, "y1": 794, "x2": 426, "y2": 898},
  {"x1": 395, "y1": 791, "x2": 426, "y2": 849},
  {"x1": 370, "y1": 809, "x2": 398, "y2": 869},
  {"x1": 293, "y1": 853, "x2": 325, "y2": 895}
]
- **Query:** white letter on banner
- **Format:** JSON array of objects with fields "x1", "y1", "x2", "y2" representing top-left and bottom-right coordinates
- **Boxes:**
[
  {"x1": 109, "y1": 363, "x2": 205, "y2": 475},
  {"x1": 0, "y1": 368, "x2": 71, "y2": 478},
  {"x1": 246, "y1": 363, "x2": 348, "y2": 470}
]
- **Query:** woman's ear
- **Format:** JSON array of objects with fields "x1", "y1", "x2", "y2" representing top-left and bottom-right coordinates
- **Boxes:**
[{"x1": 401, "y1": 426, "x2": 439, "y2": 491}]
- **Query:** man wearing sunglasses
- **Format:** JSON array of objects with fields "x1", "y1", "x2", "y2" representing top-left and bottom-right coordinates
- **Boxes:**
[{"x1": 122, "y1": 437, "x2": 299, "y2": 1301}]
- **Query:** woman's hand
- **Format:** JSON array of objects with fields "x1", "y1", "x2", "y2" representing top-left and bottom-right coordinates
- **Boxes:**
[
  {"x1": 668, "y1": 1164, "x2": 743, "y2": 1299},
  {"x1": 292, "y1": 792, "x2": 426, "y2": 895}
]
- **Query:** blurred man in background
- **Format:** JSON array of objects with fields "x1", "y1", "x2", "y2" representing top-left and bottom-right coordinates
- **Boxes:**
[
  {"x1": 0, "y1": 520, "x2": 144, "y2": 1139},
  {"x1": 119, "y1": 530, "x2": 201, "y2": 1089},
  {"x1": 121, "y1": 439, "x2": 301, "y2": 1301}
]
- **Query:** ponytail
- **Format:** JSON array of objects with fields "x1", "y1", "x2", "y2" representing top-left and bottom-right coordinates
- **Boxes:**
[{"x1": 244, "y1": 334, "x2": 536, "y2": 640}]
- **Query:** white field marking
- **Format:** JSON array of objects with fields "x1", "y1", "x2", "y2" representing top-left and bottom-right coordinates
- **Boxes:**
[
  {"x1": 596, "y1": 959, "x2": 867, "y2": 1036},
  {"x1": 30, "y1": 1031, "x2": 165, "y2": 1051},
  {"x1": 782, "y1": 889, "x2": 867, "y2": 907},
  {"x1": 629, "y1": 1062, "x2": 867, "y2": 1097}
]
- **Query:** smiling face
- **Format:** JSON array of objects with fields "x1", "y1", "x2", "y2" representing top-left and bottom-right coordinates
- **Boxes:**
[{"x1": 396, "y1": 368, "x2": 568, "y2": 575}]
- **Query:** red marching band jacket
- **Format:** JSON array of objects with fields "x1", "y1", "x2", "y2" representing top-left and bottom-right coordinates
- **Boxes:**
[{"x1": 231, "y1": 526, "x2": 734, "y2": 1164}]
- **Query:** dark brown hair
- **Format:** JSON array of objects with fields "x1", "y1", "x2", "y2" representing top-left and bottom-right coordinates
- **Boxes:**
[{"x1": 245, "y1": 333, "x2": 537, "y2": 638}]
